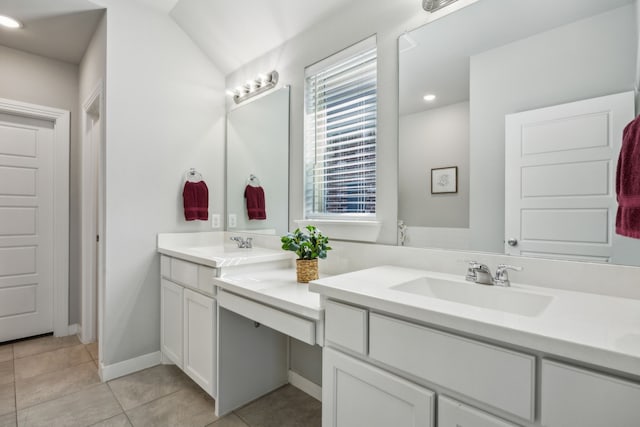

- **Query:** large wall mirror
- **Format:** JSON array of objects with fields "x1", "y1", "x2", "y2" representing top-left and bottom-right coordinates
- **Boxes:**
[
  {"x1": 226, "y1": 87, "x2": 290, "y2": 235},
  {"x1": 398, "y1": 0, "x2": 640, "y2": 266}
]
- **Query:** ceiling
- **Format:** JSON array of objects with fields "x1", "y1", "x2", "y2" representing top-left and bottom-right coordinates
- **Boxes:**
[
  {"x1": 0, "y1": 0, "x2": 104, "y2": 64},
  {"x1": 169, "y1": 0, "x2": 358, "y2": 75},
  {"x1": 0, "y1": 0, "x2": 361, "y2": 73},
  {"x1": 399, "y1": 0, "x2": 636, "y2": 116}
]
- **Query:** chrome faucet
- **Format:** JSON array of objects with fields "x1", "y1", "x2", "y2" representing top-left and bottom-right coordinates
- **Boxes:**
[
  {"x1": 493, "y1": 264, "x2": 523, "y2": 287},
  {"x1": 465, "y1": 261, "x2": 494, "y2": 285},
  {"x1": 230, "y1": 236, "x2": 252, "y2": 248}
]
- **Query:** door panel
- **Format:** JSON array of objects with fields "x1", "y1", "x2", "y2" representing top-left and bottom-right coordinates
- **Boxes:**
[{"x1": 0, "y1": 113, "x2": 55, "y2": 341}]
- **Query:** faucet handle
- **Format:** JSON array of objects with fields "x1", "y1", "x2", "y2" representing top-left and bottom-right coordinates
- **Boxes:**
[
  {"x1": 245, "y1": 237, "x2": 253, "y2": 248},
  {"x1": 494, "y1": 264, "x2": 523, "y2": 287},
  {"x1": 465, "y1": 260, "x2": 480, "y2": 282}
]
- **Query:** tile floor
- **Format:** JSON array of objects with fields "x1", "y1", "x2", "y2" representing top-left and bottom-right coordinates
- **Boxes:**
[{"x1": 0, "y1": 335, "x2": 321, "y2": 427}]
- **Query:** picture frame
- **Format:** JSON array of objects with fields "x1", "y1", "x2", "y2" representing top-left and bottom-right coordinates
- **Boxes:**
[{"x1": 431, "y1": 166, "x2": 458, "y2": 194}]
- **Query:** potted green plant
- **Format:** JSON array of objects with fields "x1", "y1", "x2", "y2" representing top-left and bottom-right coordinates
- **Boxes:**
[{"x1": 281, "y1": 225, "x2": 331, "y2": 283}]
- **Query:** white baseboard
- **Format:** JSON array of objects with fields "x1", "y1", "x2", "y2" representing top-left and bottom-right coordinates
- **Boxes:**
[
  {"x1": 288, "y1": 370, "x2": 322, "y2": 401},
  {"x1": 100, "y1": 351, "x2": 161, "y2": 382}
]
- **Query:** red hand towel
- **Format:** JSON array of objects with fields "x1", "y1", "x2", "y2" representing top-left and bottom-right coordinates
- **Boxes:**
[
  {"x1": 616, "y1": 115, "x2": 640, "y2": 238},
  {"x1": 183, "y1": 181, "x2": 209, "y2": 221},
  {"x1": 244, "y1": 185, "x2": 266, "y2": 220}
]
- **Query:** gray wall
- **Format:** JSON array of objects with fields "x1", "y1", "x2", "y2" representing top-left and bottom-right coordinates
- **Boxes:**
[
  {"x1": 469, "y1": 5, "x2": 637, "y2": 253},
  {"x1": 0, "y1": 44, "x2": 81, "y2": 324},
  {"x1": 399, "y1": 101, "x2": 469, "y2": 228}
]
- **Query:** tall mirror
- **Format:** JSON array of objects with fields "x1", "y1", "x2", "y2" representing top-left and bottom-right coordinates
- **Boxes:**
[
  {"x1": 226, "y1": 87, "x2": 290, "y2": 235},
  {"x1": 398, "y1": 0, "x2": 640, "y2": 266}
]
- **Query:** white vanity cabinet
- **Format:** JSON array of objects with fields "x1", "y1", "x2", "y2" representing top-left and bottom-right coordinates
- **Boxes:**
[
  {"x1": 321, "y1": 296, "x2": 640, "y2": 427},
  {"x1": 160, "y1": 255, "x2": 217, "y2": 398}
]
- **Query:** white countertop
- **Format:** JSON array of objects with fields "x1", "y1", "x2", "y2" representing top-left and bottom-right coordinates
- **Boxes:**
[
  {"x1": 157, "y1": 244, "x2": 294, "y2": 268},
  {"x1": 309, "y1": 265, "x2": 640, "y2": 377},
  {"x1": 214, "y1": 268, "x2": 322, "y2": 320}
]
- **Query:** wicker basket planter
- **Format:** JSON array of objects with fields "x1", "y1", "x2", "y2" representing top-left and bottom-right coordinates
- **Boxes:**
[{"x1": 296, "y1": 259, "x2": 318, "y2": 283}]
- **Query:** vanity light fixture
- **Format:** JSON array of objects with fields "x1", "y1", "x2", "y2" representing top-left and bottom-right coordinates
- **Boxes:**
[
  {"x1": 423, "y1": 94, "x2": 437, "y2": 102},
  {"x1": 422, "y1": 0, "x2": 460, "y2": 13},
  {"x1": 228, "y1": 71, "x2": 279, "y2": 104},
  {"x1": 0, "y1": 15, "x2": 23, "y2": 29}
]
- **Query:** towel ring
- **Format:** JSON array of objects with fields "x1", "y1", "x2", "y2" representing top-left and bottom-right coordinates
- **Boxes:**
[
  {"x1": 247, "y1": 174, "x2": 261, "y2": 186},
  {"x1": 186, "y1": 168, "x2": 203, "y2": 182}
]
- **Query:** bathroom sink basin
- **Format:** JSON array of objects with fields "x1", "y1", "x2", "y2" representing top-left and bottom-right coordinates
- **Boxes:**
[{"x1": 391, "y1": 276, "x2": 552, "y2": 317}]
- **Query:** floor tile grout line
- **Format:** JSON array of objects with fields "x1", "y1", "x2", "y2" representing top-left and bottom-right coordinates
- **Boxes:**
[
  {"x1": 233, "y1": 410, "x2": 252, "y2": 427},
  {"x1": 12, "y1": 338, "x2": 81, "y2": 361},
  {"x1": 13, "y1": 344, "x2": 93, "y2": 383},
  {"x1": 14, "y1": 360, "x2": 101, "y2": 412},
  {"x1": 104, "y1": 381, "x2": 134, "y2": 427}
]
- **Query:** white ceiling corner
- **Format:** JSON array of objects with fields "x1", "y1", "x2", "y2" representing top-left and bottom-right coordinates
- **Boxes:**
[
  {"x1": 132, "y1": 0, "x2": 180, "y2": 14},
  {"x1": 169, "y1": 0, "x2": 357, "y2": 75}
]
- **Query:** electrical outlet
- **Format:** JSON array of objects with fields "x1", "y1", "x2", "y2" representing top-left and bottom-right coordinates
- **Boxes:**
[
  {"x1": 211, "y1": 214, "x2": 220, "y2": 229},
  {"x1": 228, "y1": 214, "x2": 237, "y2": 228}
]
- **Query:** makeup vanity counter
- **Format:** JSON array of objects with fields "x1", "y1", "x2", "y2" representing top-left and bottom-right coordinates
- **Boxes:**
[
  {"x1": 158, "y1": 233, "x2": 324, "y2": 417},
  {"x1": 310, "y1": 265, "x2": 640, "y2": 427}
]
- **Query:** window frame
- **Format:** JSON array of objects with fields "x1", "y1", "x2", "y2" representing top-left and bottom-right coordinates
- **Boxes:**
[{"x1": 303, "y1": 35, "x2": 378, "y2": 221}]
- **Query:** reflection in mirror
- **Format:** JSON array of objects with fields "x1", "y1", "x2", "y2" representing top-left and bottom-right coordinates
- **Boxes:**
[
  {"x1": 226, "y1": 87, "x2": 290, "y2": 235},
  {"x1": 398, "y1": 0, "x2": 640, "y2": 266}
]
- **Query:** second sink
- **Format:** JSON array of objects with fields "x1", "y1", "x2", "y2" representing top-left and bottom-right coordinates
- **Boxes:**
[{"x1": 391, "y1": 276, "x2": 552, "y2": 317}]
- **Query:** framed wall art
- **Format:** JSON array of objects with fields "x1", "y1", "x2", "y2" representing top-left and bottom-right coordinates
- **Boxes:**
[{"x1": 431, "y1": 166, "x2": 458, "y2": 194}]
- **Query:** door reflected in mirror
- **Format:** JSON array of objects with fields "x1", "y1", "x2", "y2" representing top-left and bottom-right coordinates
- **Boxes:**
[
  {"x1": 226, "y1": 87, "x2": 290, "y2": 236},
  {"x1": 398, "y1": 0, "x2": 640, "y2": 266}
]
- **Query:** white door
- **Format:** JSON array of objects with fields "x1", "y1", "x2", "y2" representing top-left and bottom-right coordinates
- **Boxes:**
[
  {"x1": 183, "y1": 288, "x2": 216, "y2": 397},
  {"x1": 505, "y1": 91, "x2": 634, "y2": 262},
  {"x1": 0, "y1": 112, "x2": 55, "y2": 342},
  {"x1": 322, "y1": 347, "x2": 435, "y2": 427}
]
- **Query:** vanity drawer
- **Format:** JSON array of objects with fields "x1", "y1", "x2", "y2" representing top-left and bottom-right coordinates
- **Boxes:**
[
  {"x1": 217, "y1": 290, "x2": 315, "y2": 345},
  {"x1": 541, "y1": 359, "x2": 640, "y2": 427},
  {"x1": 438, "y1": 396, "x2": 518, "y2": 427},
  {"x1": 325, "y1": 300, "x2": 368, "y2": 355},
  {"x1": 170, "y1": 258, "x2": 198, "y2": 287},
  {"x1": 369, "y1": 313, "x2": 535, "y2": 421}
]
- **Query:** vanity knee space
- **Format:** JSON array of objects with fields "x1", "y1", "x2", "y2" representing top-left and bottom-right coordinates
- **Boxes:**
[{"x1": 322, "y1": 298, "x2": 640, "y2": 427}]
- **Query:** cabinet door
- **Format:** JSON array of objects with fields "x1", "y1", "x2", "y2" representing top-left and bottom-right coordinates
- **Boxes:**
[
  {"x1": 160, "y1": 279, "x2": 183, "y2": 367},
  {"x1": 183, "y1": 288, "x2": 217, "y2": 397},
  {"x1": 323, "y1": 348, "x2": 434, "y2": 427},
  {"x1": 438, "y1": 396, "x2": 519, "y2": 427},
  {"x1": 541, "y1": 360, "x2": 640, "y2": 427}
]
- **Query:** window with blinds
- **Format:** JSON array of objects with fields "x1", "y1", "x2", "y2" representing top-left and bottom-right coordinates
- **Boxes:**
[{"x1": 304, "y1": 36, "x2": 377, "y2": 218}]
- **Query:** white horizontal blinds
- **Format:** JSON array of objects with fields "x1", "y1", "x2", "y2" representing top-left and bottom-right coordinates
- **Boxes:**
[{"x1": 304, "y1": 37, "x2": 377, "y2": 217}]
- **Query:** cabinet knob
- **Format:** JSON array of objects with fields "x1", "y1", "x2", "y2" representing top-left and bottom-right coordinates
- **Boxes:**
[{"x1": 507, "y1": 238, "x2": 518, "y2": 247}]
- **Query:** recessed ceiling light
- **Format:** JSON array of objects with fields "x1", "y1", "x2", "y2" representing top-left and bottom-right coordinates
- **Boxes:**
[
  {"x1": 423, "y1": 94, "x2": 437, "y2": 102},
  {"x1": 0, "y1": 15, "x2": 23, "y2": 29}
]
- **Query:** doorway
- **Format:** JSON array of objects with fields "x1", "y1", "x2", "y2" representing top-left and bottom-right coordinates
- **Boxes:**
[{"x1": 80, "y1": 82, "x2": 104, "y2": 348}]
